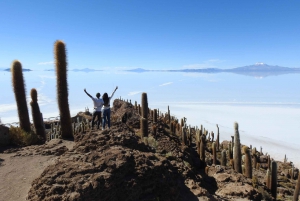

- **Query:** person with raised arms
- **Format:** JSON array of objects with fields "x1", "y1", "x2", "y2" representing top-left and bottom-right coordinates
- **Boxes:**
[{"x1": 102, "y1": 86, "x2": 118, "y2": 130}]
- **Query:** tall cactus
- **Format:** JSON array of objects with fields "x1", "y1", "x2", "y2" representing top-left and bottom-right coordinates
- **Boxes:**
[
  {"x1": 11, "y1": 60, "x2": 31, "y2": 132},
  {"x1": 233, "y1": 122, "x2": 242, "y2": 173},
  {"x1": 54, "y1": 40, "x2": 73, "y2": 138},
  {"x1": 271, "y1": 161, "x2": 277, "y2": 200},
  {"x1": 293, "y1": 172, "x2": 300, "y2": 201},
  {"x1": 30, "y1": 88, "x2": 45, "y2": 139}
]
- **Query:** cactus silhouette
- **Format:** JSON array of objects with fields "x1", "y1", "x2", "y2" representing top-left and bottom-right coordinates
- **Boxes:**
[
  {"x1": 271, "y1": 161, "x2": 277, "y2": 200},
  {"x1": 233, "y1": 122, "x2": 242, "y2": 173},
  {"x1": 54, "y1": 40, "x2": 73, "y2": 138},
  {"x1": 293, "y1": 172, "x2": 300, "y2": 201},
  {"x1": 244, "y1": 146, "x2": 252, "y2": 178},
  {"x1": 30, "y1": 88, "x2": 45, "y2": 139},
  {"x1": 11, "y1": 60, "x2": 31, "y2": 132},
  {"x1": 153, "y1": 109, "x2": 157, "y2": 123}
]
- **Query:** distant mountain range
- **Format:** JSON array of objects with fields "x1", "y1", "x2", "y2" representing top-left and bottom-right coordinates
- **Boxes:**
[
  {"x1": 45, "y1": 68, "x2": 102, "y2": 72},
  {"x1": 125, "y1": 63, "x2": 300, "y2": 77},
  {"x1": 1, "y1": 68, "x2": 32, "y2": 72},
  {"x1": 1, "y1": 63, "x2": 300, "y2": 77}
]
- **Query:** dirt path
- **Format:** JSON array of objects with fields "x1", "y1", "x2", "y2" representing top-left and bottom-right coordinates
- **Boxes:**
[{"x1": 0, "y1": 140, "x2": 74, "y2": 201}]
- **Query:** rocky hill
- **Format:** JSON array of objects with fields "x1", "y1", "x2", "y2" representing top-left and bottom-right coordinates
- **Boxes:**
[{"x1": 1, "y1": 99, "x2": 299, "y2": 200}]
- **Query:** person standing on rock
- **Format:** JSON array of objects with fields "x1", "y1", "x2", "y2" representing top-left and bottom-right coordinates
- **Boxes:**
[
  {"x1": 102, "y1": 86, "x2": 118, "y2": 130},
  {"x1": 84, "y1": 88, "x2": 104, "y2": 130}
]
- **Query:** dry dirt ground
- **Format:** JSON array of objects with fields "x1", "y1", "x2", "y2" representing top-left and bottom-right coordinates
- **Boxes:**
[{"x1": 0, "y1": 140, "x2": 74, "y2": 201}]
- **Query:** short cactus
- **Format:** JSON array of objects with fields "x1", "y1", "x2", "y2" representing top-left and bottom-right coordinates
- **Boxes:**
[
  {"x1": 212, "y1": 142, "x2": 217, "y2": 165},
  {"x1": 30, "y1": 88, "x2": 46, "y2": 139},
  {"x1": 221, "y1": 150, "x2": 227, "y2": 166},
  {"x1": 200, "y1": 134, "x2": 206, "y2": 168},
  {"x1": 244, "y1": 146, "x2": 252, "y2": 178}
]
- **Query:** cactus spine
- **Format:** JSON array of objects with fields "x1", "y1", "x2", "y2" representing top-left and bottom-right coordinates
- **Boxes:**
[
  {"x1": 30, "y1": 88, "x2": 46, "y2": 139},
  {"x1": 233, "y1": 122, "x2": 242, "y2": 173},
  {"x1": 11, "y1": 60, "x2": 31, "y2": 132},
  {"x1": 54, "y1": 40, "x2": 73, "y2": 138},
  {"x1": 244, "y1": 147, "x2": 252, "y2": 178},
  {"x1": 271, "y1": 161, "x2": 277, "y2": 200},
  {"x1": 293, "y1": 172, "x2": 300, "y2": 201}
]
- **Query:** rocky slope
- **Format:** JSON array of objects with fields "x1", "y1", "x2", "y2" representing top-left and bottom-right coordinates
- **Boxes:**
[{"x1": 1, "y1": 99, "x2": 299, "y2": 200}]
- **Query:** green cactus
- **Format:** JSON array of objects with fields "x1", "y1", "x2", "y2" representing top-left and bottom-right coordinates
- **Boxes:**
[
  {"x1": 233, "y1": 122, "x2": 242, "y2": 173},
  {"x1": 271, "y1": 161, "x2": 277, "y2": 200},
  {"x1": 244, "y1": 146, "x2": 252, "y2": 178},
  {"x1": 11, "y1": 60, "x2": 31, "y2": 132},
  {"x1": 30, "y1": 88, "x2": 46, "y2": 139},
  {"x1": 54, "y1": 40, "x2": 73, "y2": 138},
  {"x1": 293, "y1": 172, "x2": 300, "y2": 201}
]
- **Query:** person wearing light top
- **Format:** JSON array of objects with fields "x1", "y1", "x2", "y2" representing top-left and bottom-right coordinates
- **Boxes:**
[
  {"x1": 102, "y1": 86, "x2": 118, "y2": 130},
  {"x1": 84, "y1": 88, "x2": 104, "y2": 130}
]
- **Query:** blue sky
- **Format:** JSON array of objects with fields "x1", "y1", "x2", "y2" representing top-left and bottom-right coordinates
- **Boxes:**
[{"x1": 0, "y1": 0, "x2": 300, "y2": 70}]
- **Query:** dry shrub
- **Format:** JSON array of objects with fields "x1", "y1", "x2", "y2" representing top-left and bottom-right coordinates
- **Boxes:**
[{"x1": 9, "y1": 126, "x2": 38, "y2": 146}]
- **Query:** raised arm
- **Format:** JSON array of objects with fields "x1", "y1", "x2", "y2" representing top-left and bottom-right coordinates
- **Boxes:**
[
  {"x1": 84, "y1": 88, "x2": 93, "y2": 99},
  {"x1": 110, "y1": 86, "x2": 118, "y2": 99}
]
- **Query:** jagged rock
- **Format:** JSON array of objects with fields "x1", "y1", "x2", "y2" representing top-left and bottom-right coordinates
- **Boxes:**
[{"x1": 0, "y1": 125, "x2": 10, "y2": 146}]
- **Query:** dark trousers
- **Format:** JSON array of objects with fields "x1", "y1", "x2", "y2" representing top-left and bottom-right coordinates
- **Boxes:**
[{"x1": 92, "y1": 111, "x2": 101, "y2": 129}]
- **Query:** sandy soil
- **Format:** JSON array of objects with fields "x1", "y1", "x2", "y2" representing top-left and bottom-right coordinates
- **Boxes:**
[{"x1": 0, "y1": 140, "x2": 74, "y2": 201}]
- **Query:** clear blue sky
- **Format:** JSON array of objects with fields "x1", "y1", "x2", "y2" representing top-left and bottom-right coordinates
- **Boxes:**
[{"x1": 0, "y1": 0, "x2": 300, "y2": 70}]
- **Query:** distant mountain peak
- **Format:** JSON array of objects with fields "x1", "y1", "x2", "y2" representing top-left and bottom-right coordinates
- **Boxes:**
[{"x1": 254, "y1": 62, "x2": 267, "y2": 66}]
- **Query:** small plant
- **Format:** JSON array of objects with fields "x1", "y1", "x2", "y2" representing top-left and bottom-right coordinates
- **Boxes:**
[
  {"x1": 252, "y1": 176, "x2": 258, "y2": 188},
  {"x1": 9, "y1": 126, "x2": 38, "y2": 146}
]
